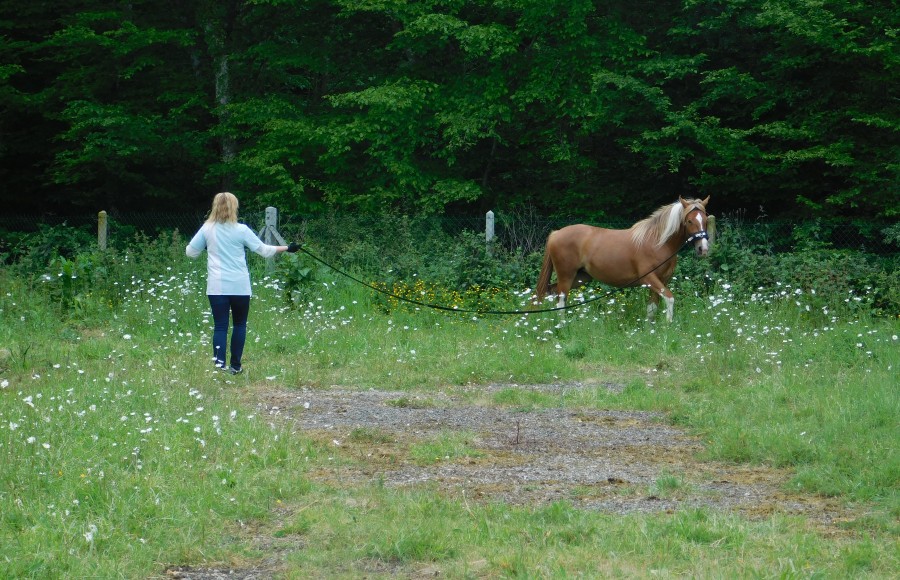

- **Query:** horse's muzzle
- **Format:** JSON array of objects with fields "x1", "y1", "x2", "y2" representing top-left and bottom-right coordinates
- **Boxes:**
[
  {"x1": 695, "y1": 239, "x2": 709, "y2": 256},
  {"x1": 686, "y1": 230, "x2": 709, "y2": 257}
]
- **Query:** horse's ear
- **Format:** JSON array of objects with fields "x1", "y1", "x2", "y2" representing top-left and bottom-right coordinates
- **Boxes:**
[
  {"x1": 679, "y1": 196, "x2": 690, "y2": 208},
  {"x1": 701, "y1": 195, "x2": 710, "y2": 207}
]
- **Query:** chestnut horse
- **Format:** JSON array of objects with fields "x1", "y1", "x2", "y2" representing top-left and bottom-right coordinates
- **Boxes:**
[{"x1": 534, "y1": 196, "x2": 710, "y2": 321}]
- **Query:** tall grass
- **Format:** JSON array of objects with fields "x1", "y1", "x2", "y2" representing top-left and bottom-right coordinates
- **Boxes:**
[{"x1": 0, "y1": 226, "x2": 897, "y2": 577}]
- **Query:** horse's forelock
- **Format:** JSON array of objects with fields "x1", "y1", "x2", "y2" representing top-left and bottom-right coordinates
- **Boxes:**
[{"x1": 681, "y1": 199, "x2": 706, "y2": 217}]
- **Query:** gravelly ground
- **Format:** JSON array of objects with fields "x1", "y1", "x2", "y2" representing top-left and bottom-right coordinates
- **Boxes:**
[
  {"x1": 161, "y1": 381, "x2": 856, "y2": 579},
  {"x1": 251, "y1": 382, "x2": 848, "y2": 522}
]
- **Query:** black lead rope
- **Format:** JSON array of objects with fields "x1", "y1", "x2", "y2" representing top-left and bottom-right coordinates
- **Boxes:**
[{"x1": 296, "y1": 234, "x2": 702, "y2": 316}]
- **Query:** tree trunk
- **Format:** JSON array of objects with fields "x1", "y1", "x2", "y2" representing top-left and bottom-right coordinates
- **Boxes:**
[{"x1": 199, "y1": 1, "x2": 237, "y2": 189}]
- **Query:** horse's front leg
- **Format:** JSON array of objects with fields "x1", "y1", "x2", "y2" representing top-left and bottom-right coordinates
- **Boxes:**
[
  {"x1": 646, "y1": 288, "x2": 660, "y2": 320},
  {"x1": 644, "y1": 278, "x2": 675, "y2": 322},
  {"x1": 662, "y1": 290, "x2": 674, "y2": 322}
]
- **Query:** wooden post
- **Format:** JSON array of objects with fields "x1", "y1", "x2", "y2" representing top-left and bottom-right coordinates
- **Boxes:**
[
  {"x1": 485, "y1": 210, "x2": 494, "y2": 255},
  {"x1": 259, "y1": 206, "x2": 286, "y2": 273},
  {"x1": 263, "y1": 207, "x2": 278, "y2": 243},
  {"x1": 98, "y1": 210, "x2": 108, "y2": 251},
  {"x1": 707, "y1": 215, "x2": 716, "y2": 246},
  {"x1": 264, "y1": 207, "x2": 277, "y2": 273}
]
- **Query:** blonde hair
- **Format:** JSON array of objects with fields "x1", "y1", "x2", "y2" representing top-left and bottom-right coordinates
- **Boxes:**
[{"x1": 206, "y1": 192, "x2": 239, "y2": 224}]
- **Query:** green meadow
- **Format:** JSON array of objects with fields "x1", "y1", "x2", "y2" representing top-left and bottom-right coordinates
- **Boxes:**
[{"x1": 0, "y1": 232, "x2": 897, "y2": 578}]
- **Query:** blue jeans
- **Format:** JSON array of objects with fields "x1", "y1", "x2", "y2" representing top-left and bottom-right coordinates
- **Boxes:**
[{"x1": 208, "y1": 295, "x2": 251, "y2": 370}]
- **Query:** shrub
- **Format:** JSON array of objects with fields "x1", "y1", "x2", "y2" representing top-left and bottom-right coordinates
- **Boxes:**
[
  {"x1": 295, "y1": 212, "x2": 533, "y2": 294},
  {"x1": 10, "y1": 223, "x2": 94, "y2": 275},
  {"x1": 707, "y1": 219, "x2": 898, "y2": 315},
  {"x1": 864, "y1": 263, "x2": 900, "y2": 316},
  {"x1": 276, "y1": 252, "x2": 319, "y2": 307}
]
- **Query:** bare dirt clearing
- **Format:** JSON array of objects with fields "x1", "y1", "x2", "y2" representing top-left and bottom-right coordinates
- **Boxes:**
[
  {"x1": 163, "y1": 381, "x2": 861, "y2": 579},
  {"x1": 250, "y1": 382, "x2": 853, "y2": 525}
]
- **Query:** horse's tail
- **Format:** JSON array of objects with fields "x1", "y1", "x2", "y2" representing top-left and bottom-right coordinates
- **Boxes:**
[{"x1": 533, "y1": 236, "x2": 555, "y2": 305}]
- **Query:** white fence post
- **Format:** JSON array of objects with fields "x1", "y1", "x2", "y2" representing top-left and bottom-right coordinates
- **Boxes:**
[
  {"x1": 98, "y1": 210, "x2": 108, "y2": 250},
  {"x1": 708, "y1": 215, "x2": 716, "y2": 246},
  {"x1": 258, "y1": 206, "x2": 286, "y2": 273},
  {"x1": 485, "y1": 210, "x2": 494, "y2": 255}
]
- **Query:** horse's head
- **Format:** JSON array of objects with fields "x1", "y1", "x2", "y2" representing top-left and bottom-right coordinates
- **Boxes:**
[{"x1": 679, "y1": 196, "x2": 710, "y2": 257}]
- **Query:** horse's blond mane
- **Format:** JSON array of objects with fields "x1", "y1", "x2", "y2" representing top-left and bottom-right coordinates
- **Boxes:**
[{"x1": 629, "y1": 200, "x2": 694, "y2": 248}]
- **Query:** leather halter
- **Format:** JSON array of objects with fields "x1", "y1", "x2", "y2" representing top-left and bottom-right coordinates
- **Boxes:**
[
  {"x1": 683, "y1": 206, "x2": 708, "y2": 244},
  {"x1": 685, "y1": 230, "x2": 709, "y2": 243}
]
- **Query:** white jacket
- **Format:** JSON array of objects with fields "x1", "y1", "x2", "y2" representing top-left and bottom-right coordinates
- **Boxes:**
[{"x1": 186, "y1": 222, "x2": 278, "y2": 295}]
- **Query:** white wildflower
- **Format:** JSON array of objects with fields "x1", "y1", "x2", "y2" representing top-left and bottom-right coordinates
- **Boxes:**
[{"x1": 84, "y1": 524, "x2": 97, "y2": 543}]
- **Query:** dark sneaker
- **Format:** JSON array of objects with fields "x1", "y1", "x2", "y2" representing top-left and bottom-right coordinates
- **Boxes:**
[{"x1": 228, "y1": 366, "x2": 243, "y2": 375}]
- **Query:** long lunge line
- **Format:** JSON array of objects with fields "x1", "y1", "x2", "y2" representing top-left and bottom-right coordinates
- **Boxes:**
[{"x1": 296, "y1": 231, "x2": 698, "y2": 317}]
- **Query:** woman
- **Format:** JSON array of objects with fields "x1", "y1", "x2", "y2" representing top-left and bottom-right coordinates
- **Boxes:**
[{"x1": 186, "y1": 192, "x2": 298, "y2": 374}]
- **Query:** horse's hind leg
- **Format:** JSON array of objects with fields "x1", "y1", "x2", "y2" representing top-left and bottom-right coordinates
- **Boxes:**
[
  {"x1": 556, "y1": 283, "x2": 569, "y2": 309},
  {"x1": 554, "y1": 272, "x2": 578, "y2": 309}
]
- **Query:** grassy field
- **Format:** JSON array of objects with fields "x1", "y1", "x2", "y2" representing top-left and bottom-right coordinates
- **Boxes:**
[{"x1": 0, "y1": 248, "x2": 897, "y2": 578}]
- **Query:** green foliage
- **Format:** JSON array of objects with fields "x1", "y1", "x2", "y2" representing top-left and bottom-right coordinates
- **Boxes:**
[
  {"x1": 701, "y1": 217, "x2": 900, "y2": 315},
  {"x1": 293, "y1": 213, "x2": 535, "y2": 309},
  {"x1": 275, "y1": 252, "x2": 318, "y2": 307},
  {"x1": 665, "y1": 0, "x2": 899, "y2": 218},
  {"x1": 864, "y1": 266, "x2": 900, "y2": 317},
  {"x1": 44, "y1": 253, "x2": 101, "y2": 315},
  {"x1": 2, "y1": 0, "x2": 896, "y2": 218},
  {"x1": 420, "y1": 230, "x2": 530, "y2": 290},
  {"x1": 13, "y1": 223, "x2": 94, "y2": 268},
  {"x1": 1, "y1": 1, "x2": 213, "y2": 212},
  {"x1": 7, "y1": 224, "x2": 193, "y2": 320},
  {"x1": 883, "y1": 223, "x2": 900, "y2": 246}
]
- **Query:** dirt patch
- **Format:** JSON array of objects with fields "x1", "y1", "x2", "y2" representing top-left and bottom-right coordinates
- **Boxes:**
[
  {"x1": 249, "y1": 382, "x2": 852, "y2": 525},
  {"x1": 163, "y1": 381, "x2": 859, "y2": 578}
]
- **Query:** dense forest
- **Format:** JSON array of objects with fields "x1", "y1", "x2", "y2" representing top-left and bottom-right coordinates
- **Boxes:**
[{"x1": 1, "y1": 0, "x2": 897, "y2": 220}]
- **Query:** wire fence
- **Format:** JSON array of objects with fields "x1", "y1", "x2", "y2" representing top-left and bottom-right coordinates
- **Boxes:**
[{"x1": 1, "y1": 209, "x2": 897, "y2": 260}]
